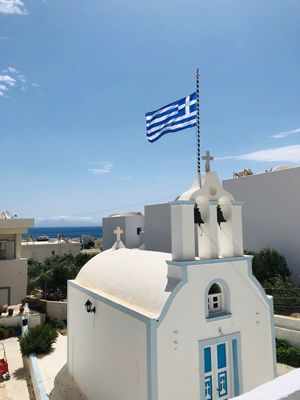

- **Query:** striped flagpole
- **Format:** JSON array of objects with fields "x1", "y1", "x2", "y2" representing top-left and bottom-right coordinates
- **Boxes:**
[{"x1": 196, "y1": 68, "x2": 201, "y2": 186}]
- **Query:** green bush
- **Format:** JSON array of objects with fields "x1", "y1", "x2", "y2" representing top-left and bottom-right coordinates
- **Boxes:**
[
  {"x1": 0, "y1": 328, "x2": 6, "y2": 340},
  {"x1": 20, "y1": 324, "x2": 58, "y2": 357},
  {"x1": 276, "y1": 339, "x2": 300, "y2": 368},
  {"x1": 0, "y1": 326, "x2": 20, "y2": 339},
  {"x1": 245, "y1": 248, "x2": 290, "y2": 285},
  {"x1": 28, "y1": 253, "x2": 96, "y2": 300}
]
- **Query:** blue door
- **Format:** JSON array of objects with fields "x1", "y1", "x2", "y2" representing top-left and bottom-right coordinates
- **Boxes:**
[{"x1": 202, "y1": 340, "x2": 237, "y2": 400}]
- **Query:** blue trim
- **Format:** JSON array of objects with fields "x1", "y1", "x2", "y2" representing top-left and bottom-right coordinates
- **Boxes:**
[
  {"x1": 245, "y1": 258, "x2": 277, "y2": 378},
  {"x1": 204, "y1": 375, "x2": 213, "y2": 400},
  {"x1": 167, "y1": 255, "x2": 251, "y2": 267},
  {"x1": 157, "y1": 267, "x2": 188, "y2": 326},
  {"x1": 168, "y1": 200, "x2": 195, "y2": 205},
  {"x1": 232, "y1": 339, "x2": 239, "y2": 396},
  {"x1": 206, "y1": 313, "x2": 232, "y2": 322},
  {"x1": 217, "y1": 343, "x2": 226, "y2": 369},
  {"x1": 204, "y1": 347, "x2": 212, "y2": 373},
  {"x1": 147, "y1": 319, "x2": 158, "y2": 400},
  {"x1": 231, "y1": 201, "x2": 243, "y2": 206},
  {"x1": 68, "y1": 280, "x2": 150, "y2": 323},
  {"x1": 209, "y1": 200, "x2": 218, "y2": 205},
  {"x1": 199, "y1": 333, "x2": 243, "y2": 399},
  {"x1": 218, "y1": 371, "x2": 228, "y2": 397}
]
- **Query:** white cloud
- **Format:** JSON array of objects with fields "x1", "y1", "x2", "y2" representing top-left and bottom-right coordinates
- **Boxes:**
[
  {"x1": 88, "y1": 162, "x2": 114, "y2": 175},
  {"x1": 0, "y1": 0, "x2": 27, "y2": 15},
  {"x1": 0, "y1": 74, "x2": 16, "y2": 86},
  {"x1": 0, "y1": 66, "x2": 39, "y2": 98},
  {"x1": 36, "y1": 215, "x2": 94, "y2": 222},
  {"x1": 271, "y1": 127, "x2": 300, "y2": 139},
  {"x1": 6, "y1": 66, "x2": 17, "y2": 73},
  {"x1": 219, "y1": 145, "x2": 300, "y2": 163}
]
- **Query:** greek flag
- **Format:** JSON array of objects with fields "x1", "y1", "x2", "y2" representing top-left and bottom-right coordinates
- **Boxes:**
[{"x1": 146, "y1": 92, "x2": 197, "y2": 143}]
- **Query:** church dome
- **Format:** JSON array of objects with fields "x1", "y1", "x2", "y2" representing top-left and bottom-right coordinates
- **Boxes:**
[{"x1": 75, "y1": 248, "x2": 172, "y2": 318}]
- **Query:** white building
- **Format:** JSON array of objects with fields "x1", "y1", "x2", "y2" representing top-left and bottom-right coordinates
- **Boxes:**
[
  {"x1": 102, "y1": 212, "x2": 144, "y2": 250},
  {"x1": 223, "y1": 166, "x2": 300, "y2": 282},
  {"x1": 21, "y1": 238, "x2": 81, "y2": 262},
  {"x1": 67, "y1": 165, "x2": 276, "y2": 400},
  {"x1": 0, "y1": 216, "x2": 34, "y2": 305}
]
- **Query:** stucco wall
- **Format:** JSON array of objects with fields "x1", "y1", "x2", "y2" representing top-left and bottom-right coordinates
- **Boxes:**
[
  {"x1": 157, "y1": 258, "x2": 275, "y2": 400},
  {"x1": 21, "y1": 242, "x2": 81, "y2": 262},
  {"x1": 68, "y1": 283, "x2": 148, "y2": 400},
  {"x1": 0, "y1": 259, "x2": 28, "y2": 305},
  {"x1": 223, "y1": 167, "x2": 300, "y2": 282},
  {"x1": 102, "y1": 215, "x2": 144, "y2": 250},
  {"x1": 144, "y1": 203, "x2": 172, "y2": 252},
  {"x1": 0, "y1": 313, "x2": 45, "y2": 328}
]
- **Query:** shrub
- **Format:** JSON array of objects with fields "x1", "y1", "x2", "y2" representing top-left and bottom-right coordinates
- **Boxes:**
[
  {"x1": 245, "y1": 248, "x2": 290, "y2": 285},
  {"x1": 276, "y1": 339, "x2": 300, "y2": 368},
  {"x1": 0, "y1": 328, "x2": 6, "y2": 340},
  {"x1": 20, "y1": 324, "x2": 58, "y2": 357},
  {"x1": 28, "y1": 253, "x2": 96, "y2": 300},
  {"x1": 0, "y1": 326, "x2": 19, "y2": 339}
]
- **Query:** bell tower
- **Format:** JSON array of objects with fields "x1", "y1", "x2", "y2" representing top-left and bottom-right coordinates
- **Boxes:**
[{"x1": 178, "y1": 151, "x2": 244, "y2": 260}]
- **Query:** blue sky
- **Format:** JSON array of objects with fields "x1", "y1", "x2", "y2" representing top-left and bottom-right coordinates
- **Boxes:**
[{"x1": 0, "y1": 0, "x2": 299, "y2": 226}]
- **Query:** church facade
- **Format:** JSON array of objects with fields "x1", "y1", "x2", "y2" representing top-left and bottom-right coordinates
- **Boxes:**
[{"x1": 67, "y1": 166, "x2": 276, "y2": 400}]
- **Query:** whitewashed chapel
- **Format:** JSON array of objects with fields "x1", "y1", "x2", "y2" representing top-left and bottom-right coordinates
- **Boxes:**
[{"x1": 67, "y1": 157, "x2": 276, "y2": 400}]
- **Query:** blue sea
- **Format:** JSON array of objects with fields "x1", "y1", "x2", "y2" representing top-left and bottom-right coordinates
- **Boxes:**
[{"x1": 23, "y1": 226, "x2": 102, "y2": 239}]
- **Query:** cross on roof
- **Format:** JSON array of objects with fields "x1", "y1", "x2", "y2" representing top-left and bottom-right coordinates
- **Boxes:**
[
  {"x1": 114, "y1": 226, "x2": 124, "y2": 242},
  {"x1": 202, "y1": 150, "x2": 214, "y2": 173}
]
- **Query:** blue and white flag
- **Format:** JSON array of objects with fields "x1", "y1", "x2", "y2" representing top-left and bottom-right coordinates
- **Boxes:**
[{"x1": 146, "y1": 92, "x2": 197, "y2": 143}]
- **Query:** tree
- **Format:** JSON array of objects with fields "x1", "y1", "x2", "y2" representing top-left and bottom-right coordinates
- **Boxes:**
[
  {"x1": 246, "y1": 248, "x2": 290, "y2": 285},
  {"x1": 27, "y1": 253, "x2": 96, "y2": 300}
]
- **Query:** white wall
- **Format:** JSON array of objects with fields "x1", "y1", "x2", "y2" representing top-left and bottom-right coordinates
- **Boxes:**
[
  {"x1": 157, "y1": 258, "x2": 275, "y2": 400},
  {"x1": 144, "y1": 203, "x2": 172, "y2": 252},
  {"x1": 21, "y1": 241, "x2": 81, "y2": 262},
  {"x1": 0, "y1": 259, "x2": 28, "y2": 305},
  {"x1": 68, "y1": 283, "x2": 148, "y2": 400},
  {"x1": 223, "y1": 167, "x2": 300, "y2": 282},
  {"x1": 102, "y1": 215, "x2": 144, "y2": 250}
]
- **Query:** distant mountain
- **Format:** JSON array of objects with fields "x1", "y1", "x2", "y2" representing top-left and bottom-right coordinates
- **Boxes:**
[{"x1": 35, "y1": 218, "x2": 100, "y2": 228}]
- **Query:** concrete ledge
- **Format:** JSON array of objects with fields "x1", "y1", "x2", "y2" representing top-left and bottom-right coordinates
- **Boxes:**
[
  {"x1": 276, "y1": 326, "x2": 300, "y2": 349},
  {"x1": 24, "y1": 354, "x2": 49, "y2": 400},
  {"x1": 275, "y1": 315, "x2": 300, "y2": 332},
  {"x1": 0, "y1": 313, "x2": 45, "y2": 328},
  {"x1": 22, "y1": 323, "x2": 49, "y2": 399},
  {"x1": 232, "y1": 368, "x2": 300, "y2": 400}
]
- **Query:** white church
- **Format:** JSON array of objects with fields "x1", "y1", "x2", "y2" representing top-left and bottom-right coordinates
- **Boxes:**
[{"x1": 67, "y1": 154, "x2": 276, "y2": 400}]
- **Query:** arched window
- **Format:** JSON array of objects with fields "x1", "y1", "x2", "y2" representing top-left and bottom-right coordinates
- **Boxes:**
[{"x1": 208, "y1": 283, "x2": 223, "y2": 314}]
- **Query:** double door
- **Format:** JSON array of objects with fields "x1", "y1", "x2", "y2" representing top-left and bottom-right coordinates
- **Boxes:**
[{"x1": 200, "y1": 335, "x2": 240, "y2": 400}]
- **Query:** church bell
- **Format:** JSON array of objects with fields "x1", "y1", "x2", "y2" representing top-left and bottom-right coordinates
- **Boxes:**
[
  {"x1": 217, "y1": 204, "x2": 227, "y2": 226},
  {"x1": 194, "y1": 206, "x2": 204, "y2": 225}
]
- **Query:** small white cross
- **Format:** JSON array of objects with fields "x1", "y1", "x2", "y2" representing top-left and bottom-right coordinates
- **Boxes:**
[
  {"x1": 202, "y1": 150, "x2": 214, "y2": 173},
  {"x1": 114, "y1": 226, "x2": 123, "y2": 242},
  {"x1": 185, "y1": 95, "x2": 191, "y2": 117}
]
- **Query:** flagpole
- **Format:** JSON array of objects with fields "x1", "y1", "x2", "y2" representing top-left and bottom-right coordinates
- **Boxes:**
[{"x1": 196, "y1": 68, "x2": 201, "y2": 187}]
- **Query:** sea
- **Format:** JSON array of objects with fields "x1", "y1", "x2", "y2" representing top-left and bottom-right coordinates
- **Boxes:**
[{"x1": 22, "y1": 226, "x2": 102, "y2": 240}]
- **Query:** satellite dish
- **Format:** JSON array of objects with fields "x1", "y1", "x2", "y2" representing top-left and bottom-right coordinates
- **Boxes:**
[{"x1": 3, "y1": 211, "x2": 12, "y2": 219}]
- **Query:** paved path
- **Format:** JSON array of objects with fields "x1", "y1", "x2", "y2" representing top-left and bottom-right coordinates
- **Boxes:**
[{"x1": 0, "y1": 337, "x2": 34, "y2": 400}]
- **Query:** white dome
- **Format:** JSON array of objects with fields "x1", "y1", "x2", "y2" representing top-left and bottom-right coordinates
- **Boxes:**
[{"x1": 75, "y1": 248, "x2": 172, "y2": 318}]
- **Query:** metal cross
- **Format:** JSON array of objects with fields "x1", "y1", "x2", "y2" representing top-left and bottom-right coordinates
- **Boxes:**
[
  {"x1": 114, "y1": 226, "x2": 123, "y2": 242},
  {"x1": 202, "y1": 150, "x2": 214, "y2": 173}
]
